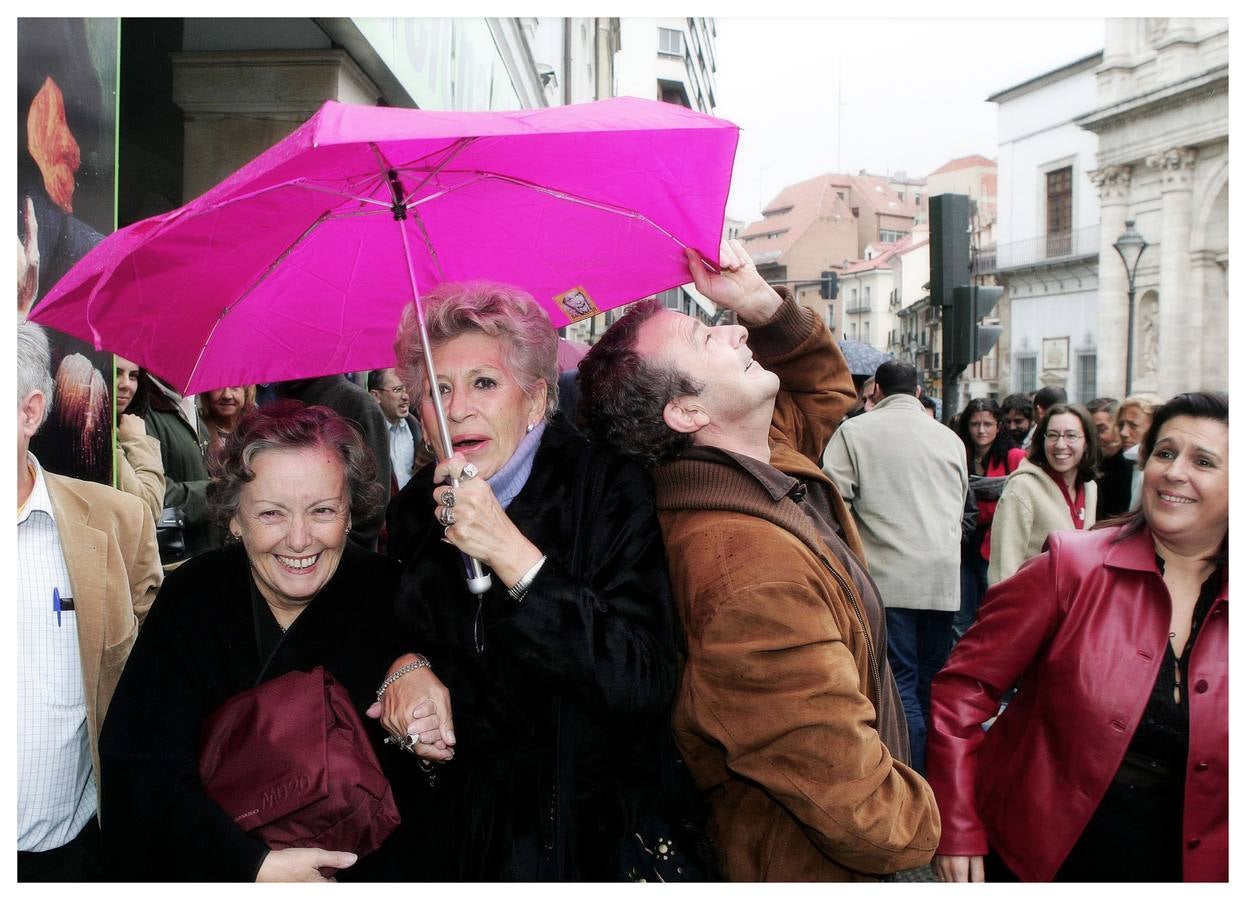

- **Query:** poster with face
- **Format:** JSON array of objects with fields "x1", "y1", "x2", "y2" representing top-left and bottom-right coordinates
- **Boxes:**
[{"x1": 19, "y1": 18, "x2": 119, "y2": 484}]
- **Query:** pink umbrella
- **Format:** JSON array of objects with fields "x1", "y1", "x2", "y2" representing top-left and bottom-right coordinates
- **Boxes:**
[
  {"x1": 30, "y1": 97, "x2": 738, "y2": 395},
  {"x1": 32, "y1": 96, "x2": 738, "y2": 593}
]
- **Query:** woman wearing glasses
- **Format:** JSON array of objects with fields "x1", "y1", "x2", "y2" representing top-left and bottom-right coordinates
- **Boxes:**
[{"x1": 986, "y1": 404, "x2": 1100, "y2": 585}]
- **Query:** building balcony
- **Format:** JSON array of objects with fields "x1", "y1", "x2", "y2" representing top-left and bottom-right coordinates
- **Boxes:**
[
  {"x1": 844, "y1": 301, "x2": 871, "y2": 314},
  {"x1": 973, "y1": 224, "x2": 1099, "y2": 274}
]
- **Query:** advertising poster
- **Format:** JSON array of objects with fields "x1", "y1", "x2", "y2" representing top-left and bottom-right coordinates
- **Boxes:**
[{"x1": 18, "y1": 17, "x2": 120, "y2": 484}]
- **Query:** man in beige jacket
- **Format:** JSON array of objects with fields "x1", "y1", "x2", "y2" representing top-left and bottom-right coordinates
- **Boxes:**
[
  {"x1": 16, "y1": 321, "x2": 161, "y2": 881},
  {"x1": 824, "y1": 361, "x2": 968, "y2": 773}
]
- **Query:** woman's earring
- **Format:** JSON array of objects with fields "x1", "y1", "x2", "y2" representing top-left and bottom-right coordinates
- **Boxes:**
[{"x1": 526, "y1": 423, "x2": 534, "y2": 433}]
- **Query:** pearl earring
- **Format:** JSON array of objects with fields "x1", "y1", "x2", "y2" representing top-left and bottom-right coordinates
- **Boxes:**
[{"x1": 526, "y1": 423, "x2": 534, "y2": 433}]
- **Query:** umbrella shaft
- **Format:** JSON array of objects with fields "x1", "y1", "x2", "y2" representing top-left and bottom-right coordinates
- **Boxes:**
[{"x1": 397, "y1": 216, "x2": 492, "y2": 596}]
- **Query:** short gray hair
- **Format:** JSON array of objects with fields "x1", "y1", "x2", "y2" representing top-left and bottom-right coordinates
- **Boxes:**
[
  {"x1": 393, "y1": 281, "x2": 559, "y2": 422},
  {"x1": 17, "y1": 320, "x2": 55, "y2": 427}
]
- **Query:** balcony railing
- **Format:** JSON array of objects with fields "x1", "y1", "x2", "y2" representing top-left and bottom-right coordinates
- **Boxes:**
[
  {"x1": 844, "y1": 300, "x2": 871, "y2": 314},
  {"x1": 973, "y1": 224, "x2": 1099, "y2": 274}
]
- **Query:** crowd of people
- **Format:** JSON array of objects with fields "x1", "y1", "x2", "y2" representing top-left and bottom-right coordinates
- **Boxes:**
[{"x1": 17, "y1": 239, "x2": 1227, "y2": 883}]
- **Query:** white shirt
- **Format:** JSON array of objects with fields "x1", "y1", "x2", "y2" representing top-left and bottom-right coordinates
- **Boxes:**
[
  {"x1": 389, "y1": 418, "x2": 415, "y2": 490},
  {"x1": 16, "y1": 453, "x2": 97, "y2": 851}
]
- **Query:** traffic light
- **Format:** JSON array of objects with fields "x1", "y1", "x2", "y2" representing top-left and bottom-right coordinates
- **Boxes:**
[
  {"x1": 819, "y1": 270, "x2": 839, "y2": 300},
  {"x1": 950, "y1": 285, "x2": 1005, "y2": 367},
  {"x1": 929, "y1": 195, "x2": 970, "y2": 311}
]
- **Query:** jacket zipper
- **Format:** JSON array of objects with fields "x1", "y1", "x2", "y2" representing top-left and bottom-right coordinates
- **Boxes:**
[{"x1": 819, "y1": 556, "x2": 884, "y2": 709}]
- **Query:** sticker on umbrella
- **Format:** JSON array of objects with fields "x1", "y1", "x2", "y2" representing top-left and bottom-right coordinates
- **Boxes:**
[{"x1": 553, "y1": 286, "x2": 599, "y2": 323}]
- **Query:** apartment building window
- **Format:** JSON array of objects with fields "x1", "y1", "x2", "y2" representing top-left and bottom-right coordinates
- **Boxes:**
[
  {"x1": 863, "y1": 321, "x2": 870, "y2": 344},
  {"x1": 849, "y1": 321, "x2": 857, "y2": 340},
  {"x1": 1016, "y1": 355, "x2": 1038, "y2": 393},
  {"x1": 658, "y1": 27, "x2": 684, "y2": 56},
  {"x1": 1076, "y1": 352, "x2": 1097, "y2": 403},
  {"x1": 1045, "y1": 166, "x2": 1073, "y2": 257},
  {"x1": 864, "y1": 286, "x2": 871, "y2": 305},
  {"x1": 851, "y1": 288, "x2": 858, "y2": 304},
  {"x1": 879, "y1": 229, "x2": 907, "y2": 242},
  {"x1": 826, "y1": 306, "x2": 835, "y2": 328}
]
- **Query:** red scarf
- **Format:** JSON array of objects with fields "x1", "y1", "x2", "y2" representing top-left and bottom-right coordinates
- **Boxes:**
[{"x1": 1042, "y1": 463, "x2": 1087, "y2": 529}]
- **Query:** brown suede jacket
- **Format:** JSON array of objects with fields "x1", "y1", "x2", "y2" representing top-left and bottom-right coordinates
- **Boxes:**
[{"x1": 653, "y1": 290, "x2": 940, "y2": 881}]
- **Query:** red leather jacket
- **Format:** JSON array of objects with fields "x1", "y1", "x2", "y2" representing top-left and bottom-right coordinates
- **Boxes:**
[{"x1": 927, "y1": 523, "x2": 1228, "y2": 882}]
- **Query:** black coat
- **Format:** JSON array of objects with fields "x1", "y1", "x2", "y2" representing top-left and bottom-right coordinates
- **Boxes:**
[
  {"x1": 386, "y1": 413, "x2": 679, "y2": 880},
  {"x1": 98, "y1": 542, "x2": 416, "y2": 881},
  {"x1": 142, "y1": 383, "x2": 222, "y2": 562}
]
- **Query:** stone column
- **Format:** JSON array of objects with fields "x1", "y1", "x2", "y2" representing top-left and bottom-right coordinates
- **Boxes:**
[
  {"x1": 1192, "y1": 249, "x2": 1228, "y2": 390},
  {"x1": 1088, "y1": 164, "x2": 1133, "y2": 399},
  {"x1": 1145, "y1": 147, "x2": 1197, "y2": 399},
  {"x1": 171, "y1": 50, "x2": 381, "y2": 201}
]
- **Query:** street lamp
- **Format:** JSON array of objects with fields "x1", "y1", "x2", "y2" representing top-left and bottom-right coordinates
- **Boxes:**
[{"x1": 1113, "y1": 220, "x2": 1148, "y2": 396}]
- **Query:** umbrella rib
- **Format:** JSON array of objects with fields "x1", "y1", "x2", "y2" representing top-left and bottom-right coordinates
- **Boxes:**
[
  {"x1": 408, "y1": 208, "x2": 447, "y2": 283},
  {"x1": 183, "y1": 211, "x2": 333, "y2": 392},
  {"x1": 397, "y1": 137, "x2": 478, "y2": 206}
]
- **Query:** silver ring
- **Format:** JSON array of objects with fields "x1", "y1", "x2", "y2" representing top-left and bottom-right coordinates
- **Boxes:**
[
  {"x1": 438, "y1": 506, "x2": 455, "y2": 527},
  {"x1": 460, "y1": 462, "x2": 478, "y2": 481},
  {"x1": 442, "y1": 490, "x2": 456, "y2": 508}
]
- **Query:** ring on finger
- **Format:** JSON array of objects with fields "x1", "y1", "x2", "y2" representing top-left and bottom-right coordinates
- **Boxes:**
[
  {"x1": 438, "y1": 506, "x2": 455, "y2": 527},
  {"x1": 460, "y1": 462, "x2": 478, "y2": 481},
  {"x1": 442, "y1": 490, "x2": 456, "y2": 508}
]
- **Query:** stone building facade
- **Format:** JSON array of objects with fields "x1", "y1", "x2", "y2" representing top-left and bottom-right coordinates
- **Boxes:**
[{"x1": 1076, "y1": 17, "x2": 1228, "y2": 399}]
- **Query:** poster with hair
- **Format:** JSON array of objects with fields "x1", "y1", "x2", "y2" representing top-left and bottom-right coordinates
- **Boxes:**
[{"x1": 19, "y1": 18, "x2": 119, "y2": 484}]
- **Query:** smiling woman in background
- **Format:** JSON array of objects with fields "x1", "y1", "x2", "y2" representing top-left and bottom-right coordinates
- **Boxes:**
[
  {"x1": 987, "y1": 403, "x2": 1100, "y2": 585},
  {"x1": 373, "y1": 281, "x2": 679, "y2": 880},
  {"x1": 198, "y1": 385, "x2": 257, "y2": 457},
  {"x1": 928, "y1": 392, "x2": 1228, "y2": 882}
]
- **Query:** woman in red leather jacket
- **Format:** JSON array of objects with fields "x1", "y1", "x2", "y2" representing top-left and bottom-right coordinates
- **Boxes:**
[{"x1": 927, "y1": 392, "x2": 1228, "y2": 882}]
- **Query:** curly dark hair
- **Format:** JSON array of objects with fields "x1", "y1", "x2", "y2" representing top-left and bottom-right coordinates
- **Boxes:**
[
  {"x1": 206, "y1": 400, "x2": 384, "y2": 529},
  {"x1": 577, "y1": 298, "x2": 705, "y2": 467},
  {"x1": 954, "y1": 397, "x2": 1017, "y2": 472},
  {"x1": 999, "y1": 392, "x2": 1033, "y2": 421}
]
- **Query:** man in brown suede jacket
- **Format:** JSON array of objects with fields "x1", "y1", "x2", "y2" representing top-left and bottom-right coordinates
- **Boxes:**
[{"x1": 578, "y1": 240, "x2": 939, "y2": 881}]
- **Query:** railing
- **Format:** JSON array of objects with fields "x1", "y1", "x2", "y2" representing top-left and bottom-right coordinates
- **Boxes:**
[
  {"x1": 844, "y1": 300, "x2": 871, "y2": 314},
  {"x1": 973, "y1": 224, "x2": 1099, "y2": 273}
]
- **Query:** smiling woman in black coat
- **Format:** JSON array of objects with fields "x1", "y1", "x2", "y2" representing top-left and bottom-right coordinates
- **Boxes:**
[
  {"x1": 374, "y1": 281, "x2": 680, "y2": 881},
  {"x1": 99, "y1": 403, "x2": 417, "y2": 882}
]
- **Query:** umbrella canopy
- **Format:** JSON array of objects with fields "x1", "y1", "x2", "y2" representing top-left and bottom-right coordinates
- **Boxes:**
[
  {"x1": 838, "y1": 339, "x2": 894, "y2": 377},
  {"x1": 31, "y1": 97, "x2": 739, "y2": 395}
]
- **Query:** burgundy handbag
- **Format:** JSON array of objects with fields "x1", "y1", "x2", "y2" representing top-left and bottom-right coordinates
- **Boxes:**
[{"x1": 198, "y1": 666, "x2": 400, "y2": 858}]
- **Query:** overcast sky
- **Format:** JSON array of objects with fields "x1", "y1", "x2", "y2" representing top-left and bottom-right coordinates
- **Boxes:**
[{"x1": 713, "y1": 17, "x2": 1106, "y2": 223}]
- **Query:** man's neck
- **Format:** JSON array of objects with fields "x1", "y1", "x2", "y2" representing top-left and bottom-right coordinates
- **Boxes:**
[
  {"x1": 18, "y1": 450, "x2": 35, "y2": 510},
  {"x1": 692, "y1": 404, "x2": 774, "y2": 465}
]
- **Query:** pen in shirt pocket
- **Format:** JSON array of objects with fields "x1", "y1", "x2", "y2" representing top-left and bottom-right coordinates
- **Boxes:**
[{"x1": 53, "y1": 587, "x2": 74, "y2": 627}]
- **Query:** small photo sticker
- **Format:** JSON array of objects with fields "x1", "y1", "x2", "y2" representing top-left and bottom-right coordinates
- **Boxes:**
[{"x1": 554, "y1": 286, "x2": 599, "y2": 323}]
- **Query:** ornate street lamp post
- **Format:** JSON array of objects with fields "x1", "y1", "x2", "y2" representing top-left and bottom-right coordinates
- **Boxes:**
[{"x1": 1113, "y1": 220, "x2": 1149, "y2": 396}]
